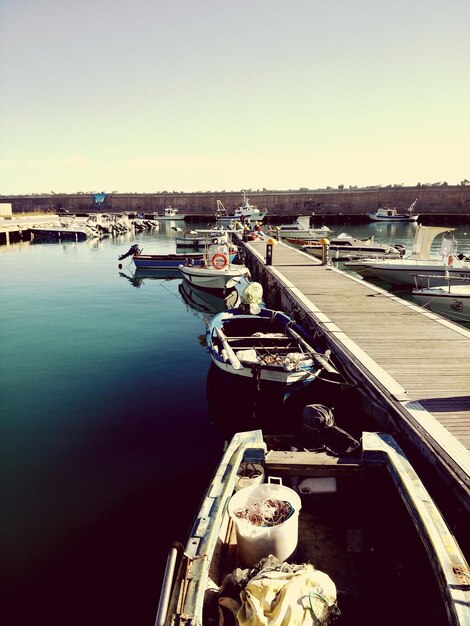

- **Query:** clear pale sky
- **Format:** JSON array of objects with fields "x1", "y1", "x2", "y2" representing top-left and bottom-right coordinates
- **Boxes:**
[{"x1": 1, "y1": 0, "x2": 469, "y2": 195}]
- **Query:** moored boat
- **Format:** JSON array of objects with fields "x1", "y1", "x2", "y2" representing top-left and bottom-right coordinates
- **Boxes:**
[
  {"x1": 29, "y1": 222, "x2": 99, "y2": 241},
  {"x1": 206, "y1": 300, "x2": 341, "y2": 388},
  {"x1": 302, "y1": 232, "x2": 406, "y2": 260},
  {"x1": 367, "y1": 199, "x2": 419, "y2": 222},
  {"x1": 179, "y1": 242, "x2": 250, "y2": 291},
  {"x1": 155, "y1": 428, "x2": 470, "y2": 626},
  {"x1": 268, "y1": 216, "x2": 333, "y2": 240},
  {"x1": 215, "y1": 193, "x2": 268, "y2": 226},
  {"x1": 155, "y1": 207, "x2": 186, "y2": 220},
  {"x1": 411, "y1": 275, "x2": 470, "y2": 324},
  {"x1": 174, "y1": 228, "x2": 229, "y2": 248},
  {"x1": 344, "y1": 225, "x2": 470, "y2": 287}
]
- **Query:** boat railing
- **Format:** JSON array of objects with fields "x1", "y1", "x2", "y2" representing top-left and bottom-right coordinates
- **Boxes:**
[{"x1": 412, "y1": 272, "x2": 469, "y2": 291}]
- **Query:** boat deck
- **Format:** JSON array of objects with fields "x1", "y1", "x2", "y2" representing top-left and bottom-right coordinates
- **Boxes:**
[{"x1": 243, "y1": 238, "x2": 470, "y2": 512}]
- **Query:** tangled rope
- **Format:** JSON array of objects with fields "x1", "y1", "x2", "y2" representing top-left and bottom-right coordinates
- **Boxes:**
[{"x1": 234, "y1": 498, "x2": 294, "y2": 527}]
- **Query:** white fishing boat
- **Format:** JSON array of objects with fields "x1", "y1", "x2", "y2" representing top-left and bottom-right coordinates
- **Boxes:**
[
  {"x1": 344, "y1": 225, "x2": 470, "y2": 287},
  {"x1": 268, "y1": 216, "x2": 333, "y2": 240},
  {"x1": 173, "y1": 228, "x2": 229, "y2": 248},
  {"x1": 301, "y1": 232, "x2": 406, "y2": 260},
  {"x1": 411, "y1": 274, "x2": 470, "y2": 324},
  {"x1": 155, "y1": 428, "x2": 470, "y2": 626},
  {"x1": 179, "y1": 242, "x2": 250, "y2": 291},
  {"x1": 215, "y1": 193, "x2": 268, "y2": 226},
  {"x1": 154, "y1": 207, "x2": 186, "y2": 220},
  {"x1": 368, "y1": 199, "x2": 419, "y2": 222}
]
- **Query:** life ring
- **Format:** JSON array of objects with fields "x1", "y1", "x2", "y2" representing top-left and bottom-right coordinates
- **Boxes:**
[
  {"x1": 211, "y1": 253, "x2": 228, "y2": 270},
  {"x1": 447, "y1": 254, "x2": 454, "y2": 267}
]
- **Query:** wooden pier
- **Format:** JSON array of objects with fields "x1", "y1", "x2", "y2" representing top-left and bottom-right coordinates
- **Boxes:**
[{"x1": 241, "y1": 237, "x2": 470, "y2": 546}]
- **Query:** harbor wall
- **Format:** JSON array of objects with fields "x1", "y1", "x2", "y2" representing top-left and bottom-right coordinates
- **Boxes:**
[{"x1": 2, "y1": 185, "x2": 470, "y2": 220}]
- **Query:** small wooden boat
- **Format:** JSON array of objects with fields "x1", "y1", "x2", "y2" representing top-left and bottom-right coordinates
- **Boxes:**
[
  {"x1": 155, "y1": 429, "x2": 470, "y2": 626},
  {"x1": 116, "y1": 244, "x2": 238, "y2": 271},
  {"x1": 206, "y1": 307, "x2": 339, "y2": 387},
  {"x1": 368, "y1": 199, "x2": 419, "y2": 222}
]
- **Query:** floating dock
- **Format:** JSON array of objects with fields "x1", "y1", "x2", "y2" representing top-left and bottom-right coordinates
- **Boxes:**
[{"x1": 240, "y1": 237, "x2": 470, "y2": 547}]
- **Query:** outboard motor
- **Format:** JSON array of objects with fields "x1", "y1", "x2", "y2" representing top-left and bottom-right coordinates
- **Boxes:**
[
  {"x1": 118, "y1": 244, "x2": 142, "y2": 261},
  {"x1": 301, "y1": 404, "x2": 360, "y2": 455},
  {"x1": 394, "y1": 244, "x2": 407, "y2": 257}
]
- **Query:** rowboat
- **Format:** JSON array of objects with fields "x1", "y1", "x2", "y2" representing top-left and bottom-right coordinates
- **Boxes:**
[
  {"x1": 206, "y1": 306, "x2": 340, "y2": 388},
  {"x1": 155, "y1": 428, "x2": 470, "y2": 626}
]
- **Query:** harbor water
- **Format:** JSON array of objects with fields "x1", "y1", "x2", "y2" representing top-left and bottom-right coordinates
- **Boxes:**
[{"x1": 1, "y1": 219, "x2": 469, "y2": 626}]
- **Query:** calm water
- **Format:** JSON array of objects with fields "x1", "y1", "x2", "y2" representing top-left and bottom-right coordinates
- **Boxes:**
[{"x1": 1, "y1": 219, "x2": 469, "y2": 626}]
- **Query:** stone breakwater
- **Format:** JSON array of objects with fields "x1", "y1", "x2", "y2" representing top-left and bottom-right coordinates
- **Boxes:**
[{"x1": 2, "y1": 185, "x2": 470, "y2": 220}]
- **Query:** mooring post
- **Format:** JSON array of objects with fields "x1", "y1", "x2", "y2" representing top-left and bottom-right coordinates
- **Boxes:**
[
  {"x1": 320, "y1": 238, "x2": 330, "y2": 265},
  {"x1": 266, "y1": 238, "x2": 276, "y2": 266}
]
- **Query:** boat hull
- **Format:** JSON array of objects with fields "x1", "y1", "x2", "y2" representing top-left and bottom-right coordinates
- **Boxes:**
[
  {"x1": 303, "y1": 244, "x2": 403, "y2": 260},
  {"x1": 368, "y1": 213, "x2": 419, "y2": 222},
  {"x1": 133, "y1": 253, "x2": 204, "y2": 270},
  {"x1": 347, "y1": 260, "x2": 470, "y2": 286},
  {"x1": 206, "y1": 308, "x2": 337, "y2": 388},
  {"x1": 29, "y1": 227, "x2": 89, "y2": 241},
  {"x1": 411, "y1": 286, "x2": 470, "y2": 323},
  {"x1": 180, "y1": 265, "x2": 249, "y2": 290}
]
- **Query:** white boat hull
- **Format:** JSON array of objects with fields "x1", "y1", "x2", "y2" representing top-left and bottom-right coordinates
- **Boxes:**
[
  {"x1": 304, "y1": 245, "x2": 403, "y2": 260},
  {"x1": 348, "y1": 260, "x2": 470, "y2": 286},
  {"x1": 368, "y1": 214, "x2": 419, "y2": 222},
  {"x1": 180, "y1": 264, "x2": 249, "y2": 290},
  {"x1": 412, "y1": 285, "x2": 470, "y2": 323}
]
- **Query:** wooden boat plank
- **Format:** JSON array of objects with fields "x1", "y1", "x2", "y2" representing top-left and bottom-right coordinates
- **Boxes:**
[{"x1": 265, "y1": 449, "x2": 362, "y2": 475}]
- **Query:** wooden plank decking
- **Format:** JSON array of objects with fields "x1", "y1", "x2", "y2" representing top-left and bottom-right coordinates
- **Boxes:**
[{"x1": 242, "y1": 238, "x2": 470, "y2": 510}]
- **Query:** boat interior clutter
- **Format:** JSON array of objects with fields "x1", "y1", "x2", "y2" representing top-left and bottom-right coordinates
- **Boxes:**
[{"x1": 155, "y1": 427, "x2": 470, "y2": 626}]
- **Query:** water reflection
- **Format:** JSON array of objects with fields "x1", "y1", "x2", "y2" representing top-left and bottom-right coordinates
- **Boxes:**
[
  {"x1": 179, "y1": 279, "x2": 241, "y2": 314},
  {"x1": 206, "y1": 359, "x2": 371, "y2": 443},
  {"x1": 118, "y1": 267, "x2": 181, "y2": 287}
]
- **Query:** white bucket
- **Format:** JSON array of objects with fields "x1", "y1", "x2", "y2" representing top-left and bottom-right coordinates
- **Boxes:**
[
  {"x1": 235, "y1": 462, "x2": 265, "y2": 492},
  {"x1": 228, "y1": 478, "x2": 302, "y2": 567}
]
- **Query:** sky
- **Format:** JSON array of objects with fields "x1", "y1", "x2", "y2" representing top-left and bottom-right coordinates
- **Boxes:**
[{"x1": 0, "y1": 0, "x2": 469, "y2": 195}]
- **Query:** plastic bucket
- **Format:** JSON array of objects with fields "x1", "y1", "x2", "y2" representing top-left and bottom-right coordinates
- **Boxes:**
[{"x1": 228, "y1": 478, "x2": 302, "y2": 567}]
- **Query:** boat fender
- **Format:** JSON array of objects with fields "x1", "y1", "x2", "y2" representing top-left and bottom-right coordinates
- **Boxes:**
[
  {"x1": 211, "y1": 253, "x2": 228, "y2": 270},
  {"x1": 447, "y1": 254, "x2": 454, "y2": 267}
]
